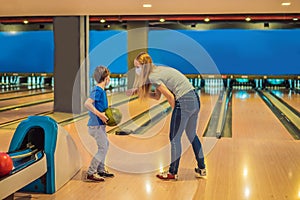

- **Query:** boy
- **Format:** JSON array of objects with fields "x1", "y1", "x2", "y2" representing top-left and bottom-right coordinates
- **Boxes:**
[{"x1": 84, "y1": 66, "x2": 114, "y2": 182}]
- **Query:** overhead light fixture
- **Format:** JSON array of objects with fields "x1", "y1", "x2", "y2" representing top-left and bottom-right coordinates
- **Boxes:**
[
  {"x1": 100, "y1": 19, "x2": 106, "y2": 23},
  {"x1": 293, "y1": 18, "x2": 298, "y2": 21},
  {"x1": 143, "y1": 4, "x2": 152, "y2": 8},
  {"x1": 159, "y1": 18, "x2": 165, "y2": 22},
  {"x1": 245, "y1": 17, "x2": 251, "y2": 22},
  {"x1": 23, "y1": 20, "x2": 29, "y2": 24},
  {"x1": 281, "y1": 2, "x2": 291, "y2": 6},
  {"x1": 204, "y1": 18, "x2": 210, "y2": 22}
]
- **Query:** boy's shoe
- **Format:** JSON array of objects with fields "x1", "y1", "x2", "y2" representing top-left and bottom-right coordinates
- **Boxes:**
[
  {"x1": 156, "y1": 172, "x2": 178, "y2": 181},
  {"x1": 195, "y1": 168, "x2": 207, "y2": 178},
  {"x1": 87, "y1": 173, "x2": 105, "y2": 182},
  {"x1": 98, "y1": 170, "x2": 114, "y2": 178}
]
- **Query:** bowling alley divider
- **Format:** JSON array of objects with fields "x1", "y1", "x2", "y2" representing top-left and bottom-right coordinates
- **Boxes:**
[{"x1": 0, "y1": 116, "x2": 82, "y2": 199}]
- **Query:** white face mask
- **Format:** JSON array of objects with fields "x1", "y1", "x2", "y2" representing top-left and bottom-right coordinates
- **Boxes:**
[
  {"x1": 105, "y1": 77, "x2": 110, "y2": 87},
  {"x1": 135, "y1": 67, "x2": 142, "y2": 75}
]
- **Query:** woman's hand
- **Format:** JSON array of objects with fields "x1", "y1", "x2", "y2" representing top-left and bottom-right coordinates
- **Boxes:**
[{"x1": 126, "y1": 88, "x2": 137, "y2": 96}]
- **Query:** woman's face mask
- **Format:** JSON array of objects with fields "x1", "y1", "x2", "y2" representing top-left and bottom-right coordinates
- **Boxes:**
[{"x1": 135, "y1": 67, "x2": 142, "y2": 75}]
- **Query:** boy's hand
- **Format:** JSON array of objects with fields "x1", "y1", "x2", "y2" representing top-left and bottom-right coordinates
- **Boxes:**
[{"x1": 98, "y1": 112, "x2": 108, "y2": 124}]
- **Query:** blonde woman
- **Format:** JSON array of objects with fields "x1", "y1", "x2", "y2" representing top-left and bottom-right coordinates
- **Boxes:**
[{"x1": 129, "y1": 52, "x2": 206, "y2": 180}]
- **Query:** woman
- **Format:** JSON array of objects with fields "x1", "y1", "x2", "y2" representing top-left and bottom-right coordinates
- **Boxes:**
[{"x1": 129, "y1": 52, "x2": 206, "y2": 180}]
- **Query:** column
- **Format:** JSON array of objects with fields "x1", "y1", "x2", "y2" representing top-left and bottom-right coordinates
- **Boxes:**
[{"x1": 53, "y1": 16, "x2": 89, "y2": 114}]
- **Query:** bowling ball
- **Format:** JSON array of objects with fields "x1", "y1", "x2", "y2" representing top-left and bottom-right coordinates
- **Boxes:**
[
  {"x1": 105, "y1": 107, "x2": 122, "y2": 126},
  {"x1": 0, "y1": 152, "x2": 13, "y2": 176}
]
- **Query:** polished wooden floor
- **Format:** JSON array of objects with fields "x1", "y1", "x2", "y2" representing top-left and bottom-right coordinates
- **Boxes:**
[{"x1": 1, "y1": 89, "x2": 300, "y2": 200}]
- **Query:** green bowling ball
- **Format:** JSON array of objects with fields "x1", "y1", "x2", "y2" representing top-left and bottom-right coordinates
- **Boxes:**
[{"x1": 105, "y1": 107, "x2": 122, "y2": 126}]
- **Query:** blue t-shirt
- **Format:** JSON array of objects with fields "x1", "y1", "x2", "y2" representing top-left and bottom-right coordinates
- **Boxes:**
[{"x1": 87, "y1": 86, "x2": 108, "y2": 126}]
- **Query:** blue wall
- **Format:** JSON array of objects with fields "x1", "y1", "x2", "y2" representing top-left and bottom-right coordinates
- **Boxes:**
[
  {"x1": 1, "y1": 29, "x2": 299, "y2": 75},
  {"x1": 89, "y1": 30, "x2": 128, "y2": 75},
  {"x1": 0, "y1": 31, "x2": 54, "y2": 73},
  {"x1": 148, "y1": 29, "x2": 300, "y2": 75}
]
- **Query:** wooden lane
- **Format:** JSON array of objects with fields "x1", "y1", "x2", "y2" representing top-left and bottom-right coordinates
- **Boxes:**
[
  {"x1": 9, "y1": 91, "x2": 218, "y2": 200},
  {"x1": 0, "y1": 92, "x2": 53, "y2": 108},
  {"x1": 232, "y1": 90, "x2": 293, "y2": 140},
  {"x1": 278, "y1": 89, "x2": 300, "y2": 112},
  {"x1": 183, "y1": 90, "x2": 300, "y2": 200},
  {"x1": 199, "y1": 89, "x2": 300, "y2": 199},
  {"x1": 0, "y1": 102, "x2": 53, "y2": 126},
  {"x1": 0, "y1": 88, "x2": 53, "y2": 100},
  {"x1": 3, "y1": 89, "x2": 300, "y2": 199}
]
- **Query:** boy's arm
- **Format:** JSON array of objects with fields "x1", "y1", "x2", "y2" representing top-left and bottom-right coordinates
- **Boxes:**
[{"x1": 84, "y1": 98, "x2": 108, "y2": 123}]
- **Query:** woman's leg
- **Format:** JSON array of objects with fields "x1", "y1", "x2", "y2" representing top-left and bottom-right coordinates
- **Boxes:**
[
  {"x1": 168, "y1": 103, "x2": 187, "y2": 175},
  {"x1": 185, "y1": 111, "x2": 205, "y2": 169}
]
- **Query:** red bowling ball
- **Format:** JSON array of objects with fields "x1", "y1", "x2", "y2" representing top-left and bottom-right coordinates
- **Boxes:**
[{"x1": 0, "y1": 152, "x2": 13, "y2": 176}]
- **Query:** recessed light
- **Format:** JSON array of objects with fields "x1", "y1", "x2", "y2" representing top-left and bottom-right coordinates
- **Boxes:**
[
  {"x1": 245, "y1": 17, "x2": 251, "y2": 22},
  {"x1": 281, "y1": 2, "x2": 291, "y2": 6},
  {"x1": 293, "y1": 18, "x2": 298, "y2": 21},
  {"x1": 100, "y1": 19, "x2": 106, "y2": 23},
  {"x1": 23, "y1": 20, "x2": 29, "y2": 24},
  {"x1": 143, "y1": 4, "x2": 152, "y2": 8},
  {"x1": 204, "y1": 18, "x2": 210, "y2": 22},
  {"x1": 159, "y1": 18, "x2": 165, "y2": 22}
]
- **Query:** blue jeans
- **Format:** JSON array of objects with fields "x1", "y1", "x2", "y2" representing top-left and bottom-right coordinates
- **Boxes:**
[
  {"x1": 87, "y1": 126, "x2": 109, "y2": 175},
  {"x1": 169, "y1": 90, "x2": 205, "y2": 174}
]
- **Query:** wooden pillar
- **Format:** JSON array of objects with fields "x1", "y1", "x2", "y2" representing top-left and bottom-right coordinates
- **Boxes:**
[
  {"x1": 53, "y1": 16, "x2": 89, "y2": 114},
  {"x1": 127, "y1": 21, "x2": 148, "y2": 88}
]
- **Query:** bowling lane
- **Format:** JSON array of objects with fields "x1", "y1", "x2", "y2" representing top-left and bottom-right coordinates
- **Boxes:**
[
  {"x1": 18, "y1": 91, "x2": 219, "y2": 200},
  {"x1": 0, "y1": 88, "x2": 53, "y2": 101},
  {"x1": 107, "y1": 91, "x2": 219, "y2": 154},
  {"x1": 272, "y1": 89, "x2": 300, "y2": 112},
  {"x1": 232, "y1": 90, "x2": 293, "y2": 139},
  {"x1": 0, "y1": 102, "x2": 53, "y2": 126},
  {"x1": 0, "y1": 92, "x2": 53, "y2": 108},
  {"x1": 199, "y1": 89, "x2": 300, "y2": 199}
]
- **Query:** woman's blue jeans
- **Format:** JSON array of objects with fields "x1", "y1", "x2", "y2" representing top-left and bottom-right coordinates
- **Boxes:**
[{"x1": 169, "y1": 90, "x2": 205, "y2": 175}]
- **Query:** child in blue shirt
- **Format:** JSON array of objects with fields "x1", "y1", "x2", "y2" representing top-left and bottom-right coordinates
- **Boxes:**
[{"x1": 84, "y1": 66, "x2": 114, "y2": 182}]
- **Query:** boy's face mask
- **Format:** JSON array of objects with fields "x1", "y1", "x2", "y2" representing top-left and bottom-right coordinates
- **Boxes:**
[{"x1": 105, "y1": 76, "x2": 111, "y2": 86}]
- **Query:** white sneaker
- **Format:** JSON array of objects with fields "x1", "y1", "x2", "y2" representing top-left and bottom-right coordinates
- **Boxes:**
[{"x1": 195, "y1": 168, "x2": 207, "y2": 178}]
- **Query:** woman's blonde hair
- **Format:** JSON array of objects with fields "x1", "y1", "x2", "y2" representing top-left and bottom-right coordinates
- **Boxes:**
[{"x1": 133, "y1": 52, "x2": 155, "y2": 99}]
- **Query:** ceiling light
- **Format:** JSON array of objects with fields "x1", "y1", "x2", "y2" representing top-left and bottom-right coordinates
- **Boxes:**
[
  {"x1": 100, "y1": 19, "x2": 106, "y2": 23},
  {"x1": 143, "y1": 4, "x2": 152, "y2": 8},
  {"x1": 204, "y1": 18, "x2": 210, "y2": 22},
  {"x1": 159, "y1": 18, "x2": 165, "y2": 22},
  {"x1": 245, "y1": 17, "x2": 251, "y2": 22},
  {"x1": 23, "y1": 20, "x2": 29, "y2": 24},
  {"x1": 292, "y1": 18, "x2": 298, "y2": 21},
  {"x1": 281, "y1": 2, "x2": 291, "y2": 6}
]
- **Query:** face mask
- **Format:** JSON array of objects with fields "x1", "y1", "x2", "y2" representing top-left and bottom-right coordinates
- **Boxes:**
[
  {"x1": 105, "y1": 77, "x2": 110, "y2": 87},
  {"x1": 135, "y1": 67, "x2": 142, "y2": 75}
]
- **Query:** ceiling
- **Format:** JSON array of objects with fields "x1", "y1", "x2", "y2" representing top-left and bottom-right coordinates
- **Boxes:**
[{"x1": 0, "y1": 0, "x2": 299, "y2": 17}]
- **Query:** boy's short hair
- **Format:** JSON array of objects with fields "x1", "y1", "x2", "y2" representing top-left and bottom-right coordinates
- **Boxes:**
[{"x1": 93, "y1": 66, "x2": 110, "y2": 83}]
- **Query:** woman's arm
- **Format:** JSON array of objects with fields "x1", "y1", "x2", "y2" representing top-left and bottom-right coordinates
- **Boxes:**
[
  {"x1": 84, "y1": 98, "x2": 108, "y2": 123},
  {"x1": 155, "y1": 83, "x2": 175, "y2": 109},
  {"x1": 149, "y1": 87, "x2": 162, "y2": 100}
]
